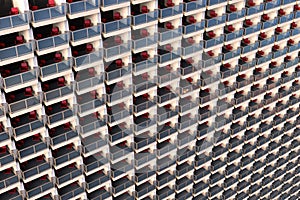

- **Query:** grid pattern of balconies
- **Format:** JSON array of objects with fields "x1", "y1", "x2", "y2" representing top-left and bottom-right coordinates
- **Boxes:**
[{"x1": 0, "y1": 0, "x2": 300, "y2": 199}]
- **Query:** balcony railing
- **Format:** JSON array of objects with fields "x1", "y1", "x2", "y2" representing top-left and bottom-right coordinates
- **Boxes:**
[
  {"x1": 74, "y1": 50, "x2": 103, "y2": 69},
  {"x1": 103, "y1": 43, "x2": 131, "y2": 59},
  {"x1": 132, "y1": 34, "x2": 157, "y2": 50},
  {"x1": 108, "y1": 128, "x2": 131, "y2": 143},
  {"x1": 68, "y1": 0, "x2": 99, "y2": 14},
  {"x1": 50, "y1": 130, "x2": 78, "y2": 146},
  {"x1": 207, "y1": 0, "x2": 227, "y2": 6},
  {"x1": 102, "y1": 17, "x2": 131, "y2": 34},
  {"x1": 70, "y1": 25, "x2": 101, "y2": 43},
  {"x1": 158, "y1": 27, "x2": 182, "y2": 43},
  {"x1": 78, "y1": 99, "x2": 104, "y2": 114},
  {"x1": 203, "y1": 35, "x2": 224, "y2": 48},
  {"x1": 31, "y1": 5, "x2": 66, "y2": 23},
  {"x1": 223, "y1": 48, "x2": 241, "y2": 61},
  {"x1": 157, "y1": 48, "x2": 181, "y2": 64},
  {"x1": 56, "y1": 168, "x2": 82, "y2": 185},
  {"x1": 3, "y1": 70, "x2": 37, "y2": 90},
  {"x1": 159, "y1": 4, "x2": 183, "y2": 19},
  {"x1": 86, "y1": 174, "x2": 109, "y2": 190},
  {"x1": 36, "y1": 33, "x2": 69, "y2": 52},
  {"x1": 156, "y1": 92, "x2": 177, "y2": 104},
  {"x1": 262, "y1": 18, "x2": 278, "y2": 30},
  {"x1": 0, "y1": 12, "x2": 29, "y2": 32},
  {"x1": 101, "y1": 0, "x2": 128, "y2": 7},
  {"x1": 246, "y1": 4, "x2": 264, "y2": 16},
  {"x1": 206, "y1": 15, "x2": 226, "y2": 28},
  {"x1": 133, "y1": 80, "x2": 156, "y2": 94},
  {"x1": 0, "y1": 174, "x2": 18, "y2": 190},
  {"x1": 133, "y1": 118, "x2": 156, "y2": 132},
  {"x1": 8, "y1": 96, "x2": 40, "y2": 114},
  {"x1": 181, "y1": 41, "x2": 203, "y2": 56},
  {"x1": 182, "y1": 21, "x2": 205, "y2": 35},
  {"x1": 134, "y1": 136, "x2": 156, "y2": 150},
  {"x1": 13, "y1": 119, "x2": 44, "y2": 138},
  {"x1": 59, "y1": 186, "x2": 84, "y2": 200},
  {"x1": 44, "y1": 85, "x2": 73, "y2": 102},
  {"x1": 106, "y1": 88, "x2": 131, "y2": 103},
  {"x1": 241, "y1": 41, "x2": 259, "y2": 54},
  {"x1": 53, "y1": 150, "x2": 80, "y2": 166},
  {"x1": 18, "y1": 142, "x2": 47, "y2": 160},
  {"x1": 22, "y1": 162, "x2": 50, "y2": 179},
  {"x1": 264, "y1": 0, "x2": 280, "y2": 10},
  {"x1": 132, "y1": 10, "x2": 158, "y2": 26},
  {"x1": 76, "y1": 74, "x2": 103, "y2": 92},
  {"x1": 40, "y1": 59, "x2": 72, "y2": 80},
  {"x1": 244, "y1": 23, "x2": 261, "y2": 35},
  {"x1": 184, "y1": 0, "x2": 206, "y2": 13},
  {"x1": 26, "y1": 182, "x2": 54, "y2": 198},
  {"x1": 0, "y1": 42, "x2": 34, "y2": 63},
  {"x1": 259, "y1": 36, "x2": 275, "y2": 48},
  {"x1": 132, "y1": 57, "x2": 157, "y2": 73},
  {"x1": 135, "y1": 152, "x2": 156, "y2": 167},
  {"x1": 157, "y1": 126, "x2": 177, "y2": 140},
  {"x1": 106, "y1": 65, "x2": 131, "y2": 82},
  {"x1": 107, "y1": 109, "x2": 130, "y2": 123},
  {"x1": 227, "y1": 9, "x2": 246, "y2": 22},
  {"x1": 157, "y1": 72, "x2": 179, "y2": 85},
  {"x1": 199, "y1": 54, "x2": 222, "y2": 68},
  {"x1": 112, "y1": 179, "x2": 133, "y2": 195},
  {"x1": 133, "y1": 99, "x2": 155, "y2": 113},
  {"x1": 224, "y1": 29, "x2": 243, "y2": 42},
  {"x1": 47, "y1": 109, "x2": 73, "y2": 125}
]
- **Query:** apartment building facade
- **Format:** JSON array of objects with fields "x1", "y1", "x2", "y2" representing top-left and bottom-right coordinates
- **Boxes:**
[{"x1": 0, "y1": 0, "x2": 299, "y2": 199}]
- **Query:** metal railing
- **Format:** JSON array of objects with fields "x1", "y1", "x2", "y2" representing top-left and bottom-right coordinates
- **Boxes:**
[
  {"x1": 18, "y1": 142, "x2": 47, "y2": 159},
  {"x1": 132, "y1": 57, "x2": 157, "y2": 73},
  {"x1": 31, "y1": 5, "x2": 66, "y2": 23},
  {"x1": 3, "y1": 70, "x2": 37, "y2": 89},
  {"x1": 0, "y1": 13, "x2": 29, "y2": 31},
  {"x1": 47, "y1": 109, "x2": 73, "y2": 124},
  {"x1": 13, "y1": 120, "x2": 43, "y2": 137},
  {"x1": 53, "y1": 151, "x2": 80, "y2": 166},
  {"x1": 68, "y1": 0, "x2": 99, "y2": 14},
  {"x1": 50, "y1": 130, "x2": 78, "y2": 146},
  {"x1": 26, "y1": 182, "x2": 53, "y2": 198},
  {"x1": 103, "y1": 43, "x2": 131, "y2": 59},
  {"x1": 159, "y1": 4, "x2": 183, "y2": 19},
  {"x1": 102, "y1": 17, "x2": 131, "y2": 33},
  {"x1": 132, "y1": 10, "x2": 158, "y2": 26},
  {"x1": 22, "y1": 162, "x2": 50, "y2": 179},
  {"x1": 76, "y1": 74, "x2": 103, "y2": 91},
  {"x1": 8, "y1": 96, "x2": 40, "y2": 113},
  {"x1": 56, "y1": 169, "x2": 82, "y2": 185},
  {"x1": 132, "y1": 34, "x2": 157, "y2": 50},
  {"x1": 74, "y1": 50, "x2": 103, "y2": 68},
  {"x1": 0, "y1": 42, "x2": 33, "y2": 62},
  {"x1": 44, "y1": 85, "x2": 73, "y2": 102},
  {"x1": 105, "y1": 65, "x2": 131, "y2": 81},
  {"x1": 36, "y1": 33, "x2": 69, "y2": 52},
  {"x1": 78, "y1": 99, "x2": 104, "y2": 114},
  {"x1": 70, "y1": 25, "x2": 101, "y2": 42},
  {"x1": 40, "y1": 59, "x2": 71, "y2": 78},
  {"x1": 158, "y1": 27, "x2": 182, "y2": 42}
]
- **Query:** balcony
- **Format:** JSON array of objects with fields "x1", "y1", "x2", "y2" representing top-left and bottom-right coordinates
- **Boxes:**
[
  {"x1": 105, "y1": 60, "x2": 131, "y2": 83},
  {"x1": 20, "y1": 155, "x2": 51, "y2": 182},
  {"x1": 82, "y1": 134, "x2": 107, "y2": 156},
  {"x1": 135, "y1": 182, "x2": 155, "y2": 199},
  {"x1": 87, "y1": 188, "x2": 111, "y2": 200},
  {"x1": 156, "y1": 186, "x2": 175, "y2": 200},
  {"x1": 58, "y1": 182, "x2": 84, "y2": 200},
  {"x1": 49, "y1": 125, "x2": 78, "y2": 149},
  {"x1": 227, "y1": 9, "x2": 246, "y2": 22},
  {"x1": 70, "y1": 24, "x2": 101, "y2": 45},
  {"x1": 157, "y1": 140, "x2": 176, "y2": 158},
  {"x1": 132, "y1": 56, "x2": 157, "y2": 75},
  {"x1": 223, "y1": 48, "x2": 241, "y2": 61},
  {"x1": 194, "y1": 153, "x2": 211, "y2": 169},
  {"x1": 241, "y1": 41, "x2": 259, "y2": 55},
  {"x1": 106, "y1": 84, "x2": 131, "y2": 105},
  {"x1": 224, "y1": 29, "x2": 243, "y2": 43},
  {"x1": 158, "y1": 4, "x2": 183, "y2": 21},
  {"x1": 133, "y1": 115, "x2": 156, "y2": 133},
  {"x1": 111, "y1": 177, "x2": 133, "y2": 196},
  {"x1": 107, "y1": 104, "x2": 131, "y2": 124},
  {"x1": 0, "y1": 9, "x2": 29, "y2": 35},
  {"x1": 135, "y1": 169, "x2": 155, "y2": 184},
  {"x1": 181, "y1": 39, "x2": 203, "y2": 57},
  {"x1": 193, "y1": 181, "x2": 208, "y2": 195},
  {"x1": 83, "y1": 154, "x2": 108, "y2": 175},
  {"x1": 30, "y1": 4, "x2": 66, "y2": 27},
  {"x1": 0, "y1": 188, "x2": 22, "y2": 200},
  {"x1": 73, "y1": 50, "x2": 103, "y2": 71},
  {"x1": 246, "y1": 3, "x2": 264, "y2": 16},
  {"x1": 199, "y1": 89, "x2": 217, "y2": 104},
  {"x1": 77, "y1": 93, "x2": 105, "y2": 117},
  {"x1": 180, "y1": 59, "x2": 199, "y2": 78},
  {"x1": 110, "y1": 160, "x2": 133, "y2": 180},
  {"x1": 175, "y1": 177, "x2": 192, "y2": 192},
  {"x1": 35, "y1": 33, "x2": 69, "y2": 55},
  {"x1": 109, "y1": 144, "x2": 133, "y2": 163},
  {"x1": 156, "y1": 87, "x2": 178, "y2": 105},
  {"x1": 182, "y1": 21, "x2": 205, "y2": 36},
  {"x1": 56, "y1": 164, "x2": 82, "y2": 187},
  {"x1": 67, "y1": 0, "x2": 99, "y2": 19},
  {"x1": 157, "y1": 124, "x2": 177, "y2": 142},
  {"x1": 157, "y1": 47, "x2": 181, "y2": 65},
  {"x1": 0, "y1": 168, "x2": 19, "y2": 192},
  {"x1": 11, "y1": 112, "x2": 44, "y2": 141},
  {"x1": 75, "y1": 73, "x2": 103, "y2": 95},
  {"x1": 225, "y1": 164, "x2": 239, "y2": 177},
  {"x1": 183, "y1": 0, "x2": 205, "y2": 13},
  {"x1": 24, "y1": 177, "x2": 54, "y2": 199},
  {"x1": 157, "y1": 106, "x2": 177, "y2": 124},
  {"x1": 46, "y1": 104, "x2": 74, "y2": 129},
  {"x1": 194, "y1": 168, "x2": 210, "y2": 183},
  {"x1": 79, "y1": 114, "x2": 106, "y2": 137},
  {"x1": 157, "y1": 156, "x2": 176, "y2": 173},
  {"x1": 262, "y1": 18, "x2": 278, "y2": 30},
  {"x1": 108, "y1": 125, "x2": 132, "y2": 144},
  {"x1": 39, "y1": 58, "x2": 72, "y2": 82},
  {"x1": 177, "y1": 131, "x2": 196, "y2": 148},
  {"x1": 264, "y1": 0, "x2": 280, "y2": 10},
  {"x1": 178, "y1": 97, "x2": 197, "y2": 114},
  {"x1": 103, "y1": 39, "x2": 131, "y2": 61},
  {"x1": 178, "y1": 115, "x2": 197, "y2": 131},
  {"x1": 132, "y1": 10, "x2": 158, "y2": 27},
  {"x1": 203, "y1": 35, "x2": 224, "y2": 49},
  {"x1": 244, "y1": 23, "x2": 261, "y2": 36},
  {"x1": 133, "y1": 75, "x2": 156, "y2": 94},
  {"x1": 132, "y1": 33, "x2": 157, "y2": 53},
  {"x1": 86, "y1": 171, "x2": 110, "y2": 192},
  {"x1": 134, "y1": 151, "x2": 156, "y2": 168},
  {"x1": 199, "y1": 53, "x2": 222, "y2": 69},
  {"x1": 200, "y1": 71, "x2": 219, "y2": 87},
  {"x1": 133, "y1": 96, "x2": 155, "y2": 114},
  {"x1": 52, "y1": 145, "x2": 80, "y2": 169},
  {"x1": 197, "y1": 122, "x2": 214, "y2": 138},
  {"x1": 207, "y1": 0, "x2": 227, "y2": 6},
  {"x1": 16, "y1": 135, "x2": 47, "y2": 162},
  {"x1": 208, "y1": 185, "x2": 222, "y2": 198},
  {"x1": 43, "y1": 80, "x2": 73, "y2": 106},
  {"x1": 210, "y1": 159, "x2": 226, "y2": 172},
  {"x1": 102, "y1": 14, "x2": 131, "y2": 36},
  {"x1": 206, "y1": 15, "x2": 226, "y2": 28}
]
